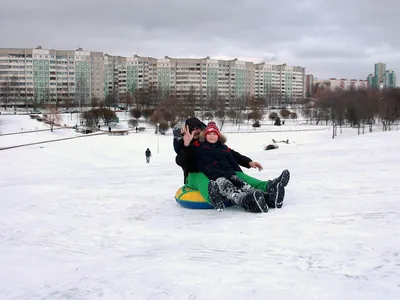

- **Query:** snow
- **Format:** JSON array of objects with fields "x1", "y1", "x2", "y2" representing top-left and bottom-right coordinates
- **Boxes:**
[{"x1": 1, "y1": 115, "x2": 399, "y2": 300}]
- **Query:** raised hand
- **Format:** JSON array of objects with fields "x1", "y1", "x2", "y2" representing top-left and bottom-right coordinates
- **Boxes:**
[{"x1": 183, "y1": 125, "x2": 195, "y2": 146}]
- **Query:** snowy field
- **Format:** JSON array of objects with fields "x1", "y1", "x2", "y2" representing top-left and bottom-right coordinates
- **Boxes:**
[
  {"x1": 0, "y1": 116, "x2": 399, "y2": 299},
  {"x1": 0, "y1": 113, "x2": 329, "y2": 149}
]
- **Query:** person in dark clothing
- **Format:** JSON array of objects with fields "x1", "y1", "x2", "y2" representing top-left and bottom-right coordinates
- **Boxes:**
[
  {"x1": 174, "y1": 117, "x2": 290, "y2": 210},
  {"x1": 145, "y1": 148, "x2": 151, "y2": 163},
  {"x1": 185, "y1": 122, "x2": 268, "y2": 212},
  {"x1": 173, "y1": 117, "x2": 262, "y2": 183}
]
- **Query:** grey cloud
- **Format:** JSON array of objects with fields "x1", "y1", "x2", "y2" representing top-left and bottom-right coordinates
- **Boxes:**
[{"x1": 0, "y1": 0, "x2": 399, "y2": 81}]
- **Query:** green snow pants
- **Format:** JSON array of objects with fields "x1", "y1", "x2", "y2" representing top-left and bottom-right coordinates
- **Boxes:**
[{"x1": 185, "y1": 172, "x2": 269, "y2": 204}]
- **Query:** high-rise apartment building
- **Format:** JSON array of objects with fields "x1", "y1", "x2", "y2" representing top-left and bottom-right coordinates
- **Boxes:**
[
  {"x1": 383, "y1": 70, "x2": 396, "y2": 89},
  {"x1": 0, "y1": 47, "x2": 306, "y2": 106},
  {"x1": 367, "y1": 62, "x2": 396, "y2": 89},
  {"x1": 374, "y1": 62, "x2": 386, "y2": 87}
]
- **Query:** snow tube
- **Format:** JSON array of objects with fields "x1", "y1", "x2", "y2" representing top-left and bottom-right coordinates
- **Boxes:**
[
  {"x1": 175, "y1": 186, "x2": 233, "y2": 209},
  {"x1": 264, "y1": 144, "x2": 279, "y2": 150}
]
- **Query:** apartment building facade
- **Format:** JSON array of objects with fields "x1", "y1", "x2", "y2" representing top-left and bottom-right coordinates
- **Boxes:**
[
  {"x1": 367, "y1": 62, "x2": 396, "y2": 89},
  {"x1": 314, "y1": 78, "x2": 368, "y2": 91},
  {"x1": 305, "y1": 74, "x2": 314, "y2": 97},
  {"x1": 0, "y1": 47, "x2": 306, "y2": 106}
]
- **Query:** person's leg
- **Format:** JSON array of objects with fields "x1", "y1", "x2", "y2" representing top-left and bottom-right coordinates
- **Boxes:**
[
  {"x1": 214, "y1": 177, "x2": 246, "y2": 206},
  {"x1": 235, "y1": 170, "x2": 290, "y2": 209},
  {"x1": 214, "y1": 177, "x2": 267, "y2": 213},
  {"x1": 185, "y1": 172, "x2": 211, "y2": 203},
  {"x1": 235, "y1": 172, "x2": 268, "y2": 191},
  {"x1": 228, "y1": 175, "x2": 268, "y2": 212}
]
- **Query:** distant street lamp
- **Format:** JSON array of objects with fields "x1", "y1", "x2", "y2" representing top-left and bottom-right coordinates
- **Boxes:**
[{"x1": 157, "y1": 123, "x2": 160, "y2": 153}]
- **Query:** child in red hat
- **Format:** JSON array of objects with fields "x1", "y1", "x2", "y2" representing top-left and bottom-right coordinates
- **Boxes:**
[{"x1": 184, "y1": 121, "x2": 268, "y2": 213}]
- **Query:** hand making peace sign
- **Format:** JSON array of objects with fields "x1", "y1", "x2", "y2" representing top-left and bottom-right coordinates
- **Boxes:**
[{"x1": 182, "y1": 125, "x2": 195, "y2": 146}]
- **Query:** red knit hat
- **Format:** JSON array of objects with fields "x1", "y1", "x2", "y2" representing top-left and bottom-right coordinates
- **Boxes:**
[{"x1": 204, "y1": 122, "x2": 220, "y2": 138}]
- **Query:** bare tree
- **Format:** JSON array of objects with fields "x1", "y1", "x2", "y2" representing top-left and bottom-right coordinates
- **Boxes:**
[
  {"x1": 248, "y1": 110, "x2": 264, "y2": 126},
  {"x1": 331, "y1": 91, "x2": 346, "y2": 137},
  {"x1": 365, "y1": 90, "x2": 379, "y2": 133},
  {"x1": 279, "y1": 108, "x2": 291, "y2": 121},
  {"x1": 215, "y1": 95, "x2": 227, "y2": 130},
  {"x1": 0, "y1": 81, "x2": 12, "y2": 110},
  {"x1": 379, "y1": 88, "x2": 399, "y2": 131},
  {"x1": 226, "y1": 108, "x2": 237, "y2": 125},
  {"x1": 91, "y1": 97, "x2": 100, "y2": 109},
  {"x1": 129, "y1": 108, "x2": 142, "y2": 124},
  {"x1": 202, "y1": 111, "x2": 214, "y2": 121},
  {"x1": 133, "y1": 88, "x2": 146, "y2": 109},
  {"x1": 128, "y1": 119, "x2": 138, "y2": 128},
  {"x1": 45, "y1": 104, "x2": 63, "y2": 132},
  {"x1": 76, "y1": 75, "x2": 89, "y2": 111},
  {"x1": 206, "y1": 88, "x2": 219, "y2": 112},
  {"x1": 105, "y1": 91, "x2": 118, "y2": 109},
  {"x1": 99, "y1": 108, "x2": 117, "y2": 126},
  {"x1": 148, "y1": 83, "x2": 162, "y2": 107},
  {"x1": 185, "y1": 86, "x2": 197, "y2": 113},
  {"x1": 125, "y1": 92, "x2": 133, "y2": 111},
  {"x1": 232, "y1": 94, "x2": 247, "y2": 128},
  {"x1": 81, "y1": 108, "x2": 104, "y2": 127},
  {"x1": 81, "y1": 110, "x2": 95, "y2": 127}
]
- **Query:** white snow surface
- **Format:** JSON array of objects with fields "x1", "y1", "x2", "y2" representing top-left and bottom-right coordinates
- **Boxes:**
[{"x1": 0, "y1": 116, "x2": 400, "y2": 299}]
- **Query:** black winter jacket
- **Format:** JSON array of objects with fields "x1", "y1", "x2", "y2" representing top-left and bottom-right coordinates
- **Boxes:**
[
  {"x1": 192, "y1": 140, "x2": 240, "y2": 180},
  {"x1": 175, "y1": 136, "x2": 252, "y2": 183}
]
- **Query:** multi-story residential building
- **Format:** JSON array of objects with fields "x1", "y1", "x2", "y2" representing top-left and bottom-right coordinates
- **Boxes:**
[
  {"x1": 383, "y1": 70, "x2": 396, "y2": 89},
  {"x1": 367, "y1": 62, "x2": 396, "y2": 89},
  {"x1": 0, "y1": 47, "x2": 306, "y2": 106},
  {"x1": 254, "y1": 63, "x2": 305, "y2": 104},
  {"x1": 314, "y1": 78, "x2": 368, "y2": 91},
  {"x1": 0, "y1": 46, "x2": 93, "y2": 106},
  {"x1": 305, "y1": 74, "x2": 314, "y2": 97}
]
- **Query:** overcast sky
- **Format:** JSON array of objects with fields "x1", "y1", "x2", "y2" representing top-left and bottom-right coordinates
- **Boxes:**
[{"x1": 1, "y1": 0, "x2": 399, "y2": 81}]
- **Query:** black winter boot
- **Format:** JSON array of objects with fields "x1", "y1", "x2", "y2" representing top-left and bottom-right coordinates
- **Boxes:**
[
  {"x1": 265, "y1": 169, "x2": 290, "y2": 209},
  {"x1": 241, "y1": 190, "x2": 269, "y2": 213},
  {"x1": 208, "y1": 180, "x2": 225, "y2": 212}
]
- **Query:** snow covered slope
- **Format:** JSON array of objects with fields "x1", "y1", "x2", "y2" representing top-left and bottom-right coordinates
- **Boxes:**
[{"x1": 0, "y1": 124, "x2": 399, "y2": 300}]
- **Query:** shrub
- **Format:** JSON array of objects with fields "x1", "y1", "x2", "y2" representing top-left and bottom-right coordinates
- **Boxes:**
[
  {"x1": 128, "y1": 119, "x2": 138, "y2": 127},
  {"x1": 280, "y1": 109, "x2": 291, "y2": 119},
  {"x1": 269, "y1": 112, "x2": 278, "y2": 120}
]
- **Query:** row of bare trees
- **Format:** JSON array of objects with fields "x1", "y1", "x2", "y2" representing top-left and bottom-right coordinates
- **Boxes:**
[
  {"x1": 123, "y1": 86, "x2": 272, "y2": 132},
  {"x1": 81, "y1": 108, "x2": 117, "y2": 127},
  {"x1": 299, "y1": 88, "x2": 400, "y2": 138}
]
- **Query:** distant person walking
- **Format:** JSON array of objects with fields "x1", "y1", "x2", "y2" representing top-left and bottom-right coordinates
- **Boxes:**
[{"x1": 145, "y1": 148, "x2": 152, "y2": 163}]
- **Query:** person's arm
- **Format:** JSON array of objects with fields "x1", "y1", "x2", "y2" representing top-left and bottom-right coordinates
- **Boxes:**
[
  {"x1": 230, "y1": 148, "x2": 252, "y2": 168},
  {"x1": 230, "y1": 148, "x2": 263, "y2": 170},
  {"x1": 173, "y1": 124, "x2": 184, "y2": 154},
  {"x1": 175, "y1": 144, "x2": 194, "y2": 167},
  {"x1": 173, "y1": 137, "x2": 184, "y2": 154}
]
